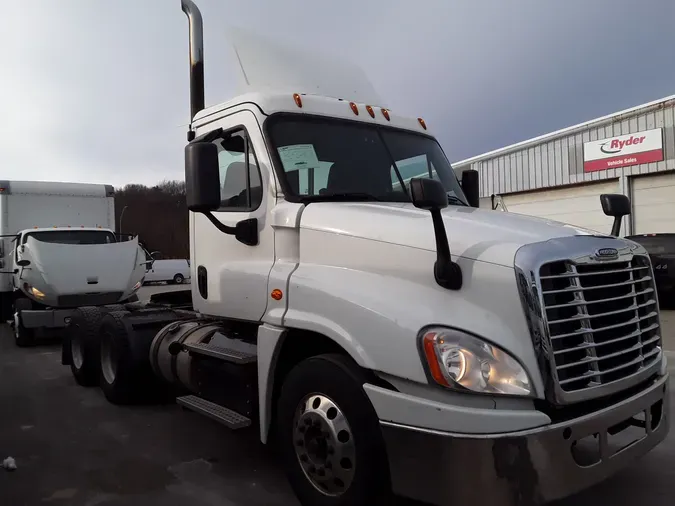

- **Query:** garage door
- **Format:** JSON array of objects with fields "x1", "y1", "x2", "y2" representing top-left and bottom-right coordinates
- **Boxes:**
[
  {"x1": 632, "y1": 172, "x2": 675, "y2": 234},
  {"x1": 502, "y1": 180, "x2": 619, "y2": 233}
]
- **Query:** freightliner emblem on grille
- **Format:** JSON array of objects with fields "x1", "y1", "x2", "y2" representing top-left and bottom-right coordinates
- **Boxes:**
[{"x1": 595, "y1": 247, "x2": 619, "y2": 260}]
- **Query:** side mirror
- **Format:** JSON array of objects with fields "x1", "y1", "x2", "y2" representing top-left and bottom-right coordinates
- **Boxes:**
[
  {"x1": 409, "y1": 177, "x2": 448, "y2": 210},
  {"x1": 461, "y1": 169, "x2": 480, "y2": 208},
  {"x1": 600, "y1": 194, "x2": 631, "y2": 237},
  {"x1": 185, "y1": 141, "x2": 221, "y2": 213},
  {"x1": 16, "y1": 259, "x2": 30, "y2": 267},
  {"x1": 409, "y1": 177, "x2": 462, "y2": 290}
]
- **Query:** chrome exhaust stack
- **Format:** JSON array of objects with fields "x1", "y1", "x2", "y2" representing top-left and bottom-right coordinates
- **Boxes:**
[{"x1": 181, "y1": 0, "x2": 205, "y2": 140}]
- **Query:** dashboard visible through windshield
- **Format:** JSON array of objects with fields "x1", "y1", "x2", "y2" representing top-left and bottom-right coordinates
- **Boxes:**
[{"x1": 267, "y1": 115, "x2": 468, "y2": 205}]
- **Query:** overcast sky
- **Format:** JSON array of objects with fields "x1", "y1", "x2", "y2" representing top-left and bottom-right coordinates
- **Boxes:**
[{"x1": 1, "y1": 0, "x2": 673, "y2": 188}]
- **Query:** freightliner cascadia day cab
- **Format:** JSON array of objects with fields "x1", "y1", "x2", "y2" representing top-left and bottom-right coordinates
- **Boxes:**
[
  {"x1": 61, "y1": 2, "x2": 669, "y2": 505},
  {"x1": 0, "y1": 180, "x2": 148, "y2": 346}
]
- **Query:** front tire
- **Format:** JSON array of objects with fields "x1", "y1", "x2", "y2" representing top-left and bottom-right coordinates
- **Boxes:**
[
  {"x1": 276, "y1": 354, "x2": 390, "y2": 506},
  {"x1": 173, "y1": 274, "x2": 185, "y2": 285}
]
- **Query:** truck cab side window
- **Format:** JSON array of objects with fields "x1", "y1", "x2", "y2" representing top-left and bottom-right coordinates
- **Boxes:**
[{"x1": 216, "y1": 130, "x2": 263, "y2": 211}]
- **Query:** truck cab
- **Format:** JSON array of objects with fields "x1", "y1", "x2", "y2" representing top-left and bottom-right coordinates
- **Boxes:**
[
  {"x1": 12, "y1": 226, "x2": 147, "y2": 345},
  {"x1": 173, "y1": 3, "x2": 670, "y2": 503}
]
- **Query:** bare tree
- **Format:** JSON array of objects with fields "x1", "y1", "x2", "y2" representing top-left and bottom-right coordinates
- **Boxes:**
[{"x1": 115, "y1": 180, "x2": 189, "y2": 259}]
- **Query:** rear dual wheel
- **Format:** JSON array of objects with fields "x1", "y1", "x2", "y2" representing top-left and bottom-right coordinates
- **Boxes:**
[
  {"x1": 67, "y1": 307, "x2": 109, "y2": 386},
  {"x1": 277, "y1": 354, "x2": 391, "y2": 506}
]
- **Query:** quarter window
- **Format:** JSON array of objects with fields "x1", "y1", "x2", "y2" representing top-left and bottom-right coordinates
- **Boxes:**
[{"x1": 216, "y1": 130, "x2": 263, "y2": 211}]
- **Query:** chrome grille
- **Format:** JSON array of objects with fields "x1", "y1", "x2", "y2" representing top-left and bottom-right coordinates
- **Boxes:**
[{"x1": 539, "y1": 254, "x2": 661, "y2": 395}]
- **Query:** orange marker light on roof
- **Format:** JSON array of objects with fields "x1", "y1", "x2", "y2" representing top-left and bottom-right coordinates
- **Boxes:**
[
  {"x1": 366, "y1": 105, "x2": 375, "y2": 118},
  {"x1": 293, "y1": 93, "x2": 303, "y2": 108},
  {"x1": 271, "y1": 289, "x2": 283, "y2": 301},
  {"x1": 349, "y1": 102, "x2": 359, "y2": 115},
  {"x1": 418, "y1": 117, "x2": 427, "y2": 130},
  {"x1": 381, "y1": 108, "x2": 390, "y2": 121}
]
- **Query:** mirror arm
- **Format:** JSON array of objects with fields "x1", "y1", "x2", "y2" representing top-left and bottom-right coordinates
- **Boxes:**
[
  {"x1": 202, "y1": 211, "x2": 259, "y2": 246},
  {"x1": 611, "y1": 217, "x2": 622, "y2": 237},
  {"x1": 430, "y1": 209, "x2": 462, "y2": 290},
  {"x1": 203, "y1": 210, "x2": 236, "y2": 234}
]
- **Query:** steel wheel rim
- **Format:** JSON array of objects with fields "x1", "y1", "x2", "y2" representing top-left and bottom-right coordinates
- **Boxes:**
[
  {"x1": 292, "y1": 393, "x2": 356, "y2": 497},
  {"x1": 100, "y1": 332, "x2": 117, "y2": 385}
]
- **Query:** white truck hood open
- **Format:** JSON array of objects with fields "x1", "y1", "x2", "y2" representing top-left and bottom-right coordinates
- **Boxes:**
[
  {"x1": 299, "y1": 202, "x2": 606, "y2": 267},
  {"x1": 24, "y1": 236, "x2": 143, "y2": 296}
]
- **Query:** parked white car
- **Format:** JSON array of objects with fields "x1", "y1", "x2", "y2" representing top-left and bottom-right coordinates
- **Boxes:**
[{"x1": 143, "y1": 258, "x2": 191, "y2": 285}]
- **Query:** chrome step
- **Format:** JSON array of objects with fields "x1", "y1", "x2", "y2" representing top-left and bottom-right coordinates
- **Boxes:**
[
  {"x1": 183, "y1": 342, "x2": 257, "y2": 364},
  {"x1": 176, "y1": 395, "x2": 251, "y2": 430}
]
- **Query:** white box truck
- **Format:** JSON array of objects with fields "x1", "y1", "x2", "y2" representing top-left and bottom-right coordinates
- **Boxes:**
[
  {"x1": 0, "y1": 180, "x2": 148, "y2": 345},
  {"x1": 0, "y1": 180, "x2": 116, "y2": 319},
  {"x1": 60, "y1": 3, "x2": 669, "y2": 505}
]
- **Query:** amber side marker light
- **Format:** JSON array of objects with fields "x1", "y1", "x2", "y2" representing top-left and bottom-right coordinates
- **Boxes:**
[
  {"x1": 349, "y1": 102, "x2": 359, "y2": 115},
  {"x1": 422, "y1": 332, "x2": 450, "y2": 387},
  {"x1": 418, "y1": 117, "x2": 427, "y2": 130},
  {"x1": 293, "y1": 93, "x2": 303, "y2": 108},
  {"x1": 366, "y1": 105, "x2": 375, "y2": 118},
  {"x1": 381, "y1": 108, "x2": 391, "y2": 121},
  {"x1": 271, "y1": 289, "x2": 283, "y2": 301}
]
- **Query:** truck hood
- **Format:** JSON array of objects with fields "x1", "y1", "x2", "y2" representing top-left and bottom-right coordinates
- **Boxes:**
[
  {"x1": 24, "y1": 237, "x2": 144, "y2": 295},
  {"x1": 299, "y1": 202, "x2": 605, "y2": 267}
]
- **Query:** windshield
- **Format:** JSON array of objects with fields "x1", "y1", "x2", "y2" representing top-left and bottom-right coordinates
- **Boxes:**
[
  {"x1": 23, "y1": 230, "x2": 117, "y2": 245},
  {"x1": 267, "y1": 115, "x2": 467, "y2": 204},
  {"x1": 626, "y1": 234, "x2": 675, "y2": 256}
]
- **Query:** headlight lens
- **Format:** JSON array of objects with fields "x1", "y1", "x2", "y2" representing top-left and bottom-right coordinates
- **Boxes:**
[
  {"x1": 28, "y1": 286, "x2": 46, "y2": 299},
  {"x1": 421, "y1": 327, "x2": 533, "y2": 397}
]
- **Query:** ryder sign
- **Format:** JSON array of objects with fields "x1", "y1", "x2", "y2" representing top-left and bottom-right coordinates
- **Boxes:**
[{"x1": 583, "y1": 128, "x2": 663, "y2": 172}]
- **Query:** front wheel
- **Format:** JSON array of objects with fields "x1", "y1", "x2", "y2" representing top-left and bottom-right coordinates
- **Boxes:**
[
  {"x1": 173, "y1": 274, "x2": 185, "y2": 285},
  {"x1": 276, "y1": 354, "x2": 391, "y2": 506}
]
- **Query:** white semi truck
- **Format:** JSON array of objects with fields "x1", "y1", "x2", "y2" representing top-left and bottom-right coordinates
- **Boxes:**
[
  {"x1": 0, "y1": 180, "x2": 148, "y2": 345},
  {"x1": 61, "y1": 2, "x2": 669, "y2": 505}
]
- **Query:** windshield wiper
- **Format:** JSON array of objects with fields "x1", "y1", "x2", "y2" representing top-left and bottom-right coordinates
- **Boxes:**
[
  {"x1": 447, "y1": 195, "x2": 468, "y2": 206},
  {"x1": 304, "y1": 192, "x2": 382, "y2": 202}
]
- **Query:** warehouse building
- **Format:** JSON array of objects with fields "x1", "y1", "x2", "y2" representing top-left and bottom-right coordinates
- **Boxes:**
[{"x1": 452, "y1": 95, "x2": 675, "y2": 236}]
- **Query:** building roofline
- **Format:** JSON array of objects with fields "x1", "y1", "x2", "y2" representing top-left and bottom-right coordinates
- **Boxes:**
[{"x1": 453, "y1": 93, "x2": 675, "y2": 167}]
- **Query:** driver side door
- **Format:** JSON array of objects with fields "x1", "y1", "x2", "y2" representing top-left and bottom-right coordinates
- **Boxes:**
[{"x1": 190, "y1": 109, "x2": 276, "y2": 321}]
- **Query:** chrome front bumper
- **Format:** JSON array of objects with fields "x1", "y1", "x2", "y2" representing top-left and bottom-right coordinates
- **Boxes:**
[{"x1": 381, "y1": 373, "x2": 669, "y2": 506}]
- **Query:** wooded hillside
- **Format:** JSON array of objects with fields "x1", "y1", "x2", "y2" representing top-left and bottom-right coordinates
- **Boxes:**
[{"x1": 114, "y1": 180, "x2": 188, "y2": 259}]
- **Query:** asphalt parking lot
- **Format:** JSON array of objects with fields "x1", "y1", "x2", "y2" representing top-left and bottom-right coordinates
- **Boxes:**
[{"x1": 0, "y1": 286, "x2": 674, "y2": 505}]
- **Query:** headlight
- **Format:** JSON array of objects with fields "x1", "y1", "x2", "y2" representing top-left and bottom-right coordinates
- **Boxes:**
[
  {"x1": 420, "y1": 327, "x2": 533, "y2": 397},
  {"x1": 28, "y1": 286, "x2": 46, "y2": 299}
]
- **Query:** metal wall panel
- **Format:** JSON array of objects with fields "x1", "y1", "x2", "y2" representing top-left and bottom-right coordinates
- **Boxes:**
[{"x1": 455, "y1": 99, "x2": 675, "y2": 198}]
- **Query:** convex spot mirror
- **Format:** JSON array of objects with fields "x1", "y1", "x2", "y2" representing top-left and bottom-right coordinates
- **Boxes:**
[
  {"x1": 409, "y1": 177, "x2": 448, "y2": 210},
  {"x1": 600, "y1": 193, "x2": 631, "y2": 217}
]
